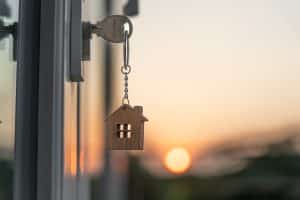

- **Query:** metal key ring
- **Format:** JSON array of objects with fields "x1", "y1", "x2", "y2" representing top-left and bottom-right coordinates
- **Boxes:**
[
  {"x1": 122, "y1": 97, "x2": 130, "y2": 105},
  {"x1": 123, "y1": 30, "x2": 130, "y2": 67},
  {"x1": 121, "y1": 65, "x2": 131, "y2": 74}
]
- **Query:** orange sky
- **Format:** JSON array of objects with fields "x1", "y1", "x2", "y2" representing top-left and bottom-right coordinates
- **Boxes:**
[
  {"x1": 2, "y1": 0, "x2": 300, "y2": 175},
  {"x1": 113, "y1": 0, "x2": 300, "y2": 155}
]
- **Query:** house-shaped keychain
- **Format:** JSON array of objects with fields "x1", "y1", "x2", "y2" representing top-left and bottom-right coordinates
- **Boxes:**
[{"x1": 106, "y1": 104, "x2": 148, "y2": 150}]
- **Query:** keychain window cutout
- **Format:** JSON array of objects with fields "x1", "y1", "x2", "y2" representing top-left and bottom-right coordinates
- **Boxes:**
[{"x1": 117, "y1": 123, "x2": 132, "y2": 139}]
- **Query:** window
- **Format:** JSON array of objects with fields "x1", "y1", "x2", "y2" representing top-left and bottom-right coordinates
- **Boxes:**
[{"x1": 117, "y1": 124, "x2": 132, "y2": 138}]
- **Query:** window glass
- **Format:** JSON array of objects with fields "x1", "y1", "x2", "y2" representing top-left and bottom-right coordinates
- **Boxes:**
[
  {"x1": 63, "y1": 0, "x2": 106, "y2": 199},
  {"x1": 119, "y1": 1, "x2": 300, "y2": 200},
  {"x1": 0, "y1": 0, "x2": 18, "y2": 199}
]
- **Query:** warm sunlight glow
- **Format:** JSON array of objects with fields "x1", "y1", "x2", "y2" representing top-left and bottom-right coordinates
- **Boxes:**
[{"x1": 164, "y1": 147, "x2": 191, "y2": 174}]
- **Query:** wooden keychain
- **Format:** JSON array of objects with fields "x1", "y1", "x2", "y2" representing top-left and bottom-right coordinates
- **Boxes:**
[{"x1": 106, "y1": 29, "x2": 148, "y2": 150}]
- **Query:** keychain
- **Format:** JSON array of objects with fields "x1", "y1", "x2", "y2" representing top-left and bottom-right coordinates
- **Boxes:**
[{"x1": 106, "y1": 29, "x2": 148, "y2": 150}]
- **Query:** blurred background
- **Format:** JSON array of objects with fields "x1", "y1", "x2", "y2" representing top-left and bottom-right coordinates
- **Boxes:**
[
  {"x1": 126, "y1": 1, "x2": 300, "y2": 199},
  {"x1": 0, "y1": 0, "x2": 17, "y2": 199},
  {"x1": 2, "y1": 0, "x2": 300, "y2": 200}
]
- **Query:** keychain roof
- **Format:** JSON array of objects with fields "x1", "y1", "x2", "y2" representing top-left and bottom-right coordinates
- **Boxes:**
[{"x1": 106, "y1": 104, "x2": 148, "y2": 122}]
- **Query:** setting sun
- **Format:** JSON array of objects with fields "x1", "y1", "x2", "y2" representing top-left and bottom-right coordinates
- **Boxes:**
[{"x1": 164, "y1": 147, "x2": 191, "y2": 174}]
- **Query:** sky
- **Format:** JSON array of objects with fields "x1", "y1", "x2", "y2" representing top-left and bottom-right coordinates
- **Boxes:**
[
  {"x1": 117, "y1": 0, "x2": 300, "y2": 155},
  {"x1": 2, "y1": 0, "x2": 300, "y2": 174}
]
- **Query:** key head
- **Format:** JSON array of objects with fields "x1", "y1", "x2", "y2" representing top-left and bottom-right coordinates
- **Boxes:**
[{"x1": 94, "y1": 15, "x2": 133, "y2": 43}]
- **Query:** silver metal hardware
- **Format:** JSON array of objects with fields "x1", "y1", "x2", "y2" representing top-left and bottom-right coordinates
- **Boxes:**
[
  {"x1": 71, "y1": 15, "x2": 133, "y2": 82},
  {"x1": 121, "y1": 30, "x2": 131, "y2": 105},
  {"x1": 92, "y1": 15, "x2": 133, "y2": 43},
  {"x1": 82, "y1": 15, "x2": 133, "y2": 61}
]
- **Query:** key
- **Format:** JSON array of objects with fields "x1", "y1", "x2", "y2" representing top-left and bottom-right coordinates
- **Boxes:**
[{"x1": 93, "y1": 15, "x2": 133, "y2": 43}]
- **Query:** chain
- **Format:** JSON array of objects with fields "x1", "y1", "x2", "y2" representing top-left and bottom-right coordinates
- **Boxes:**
[{"x1": 121, "y1": 30, "x2": 131, "y2": 105}]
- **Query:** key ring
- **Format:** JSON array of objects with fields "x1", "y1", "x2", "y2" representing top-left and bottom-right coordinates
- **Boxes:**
[
  {"x1": 122, "y1": 97, "x2": 130, "y2": 105},
  {"x1": 121, "y1": 65, "x2": 131, "y2": 74},
  {"x1": 122, "y1": 30, "x2": 131, "y2": 105},
  {"x1": 123, "y1": 30, "x2": 130, "y2": 69}
]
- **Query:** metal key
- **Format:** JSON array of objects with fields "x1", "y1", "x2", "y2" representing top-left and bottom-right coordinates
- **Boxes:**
[{"x1": 92, "y1": 15, "x2": 133, "y2": 43}]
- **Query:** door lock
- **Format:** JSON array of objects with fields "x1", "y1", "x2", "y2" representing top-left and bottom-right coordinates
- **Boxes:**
[{"x1": 82, "y1": 15, "x2": 133, "y2": 61}]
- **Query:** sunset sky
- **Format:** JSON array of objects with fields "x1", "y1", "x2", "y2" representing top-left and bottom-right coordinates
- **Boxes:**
[
  {"x1": 117, "y1": 0, "x2": 300, "y2": 154},
  {"x1": 2, "y1": 0, "x2": 300, "y2": 175}
]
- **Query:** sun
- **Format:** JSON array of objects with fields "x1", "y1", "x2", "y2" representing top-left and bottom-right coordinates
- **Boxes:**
[{"x1": 164, "y1": 147, "x2": 191, "y2": 174}]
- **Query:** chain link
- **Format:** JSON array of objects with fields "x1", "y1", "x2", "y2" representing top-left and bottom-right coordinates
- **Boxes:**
[{"x1": 122, "y1": 30, "x2": 131, "y2": 105}]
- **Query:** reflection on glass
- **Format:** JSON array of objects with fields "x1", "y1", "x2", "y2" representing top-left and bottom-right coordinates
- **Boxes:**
[
  {"x1": 0, "y1": 0, "x2": 18, "y2": 199},
  {"x1": 63, "y1": 0, "x2": 106, "y2": 200},
  {"x1": 64, "y1": 0, "x2": 105, "y2": 179}
]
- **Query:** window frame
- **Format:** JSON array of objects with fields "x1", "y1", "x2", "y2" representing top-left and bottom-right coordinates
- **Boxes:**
[
  {"x1": 36, "y1": 0, "x2": 65, "y2": 200},
  {"x1": 15, "y1": 0, "x2": 66, "y2": 200},
  {"x1": 14, "y1": 0, "x2": 41, "y2": 199}
]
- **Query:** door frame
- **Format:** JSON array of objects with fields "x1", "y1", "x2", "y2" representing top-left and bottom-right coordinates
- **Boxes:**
[
  {"x1": 37, "y1": 0, "x2": 65, "y2": 200},
  {"x1": 14, "y1": 0, "x2": 40, "y2": 199},
  {"x1": 15, "y1": 0, "x2": 66, "y2": 200}
]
